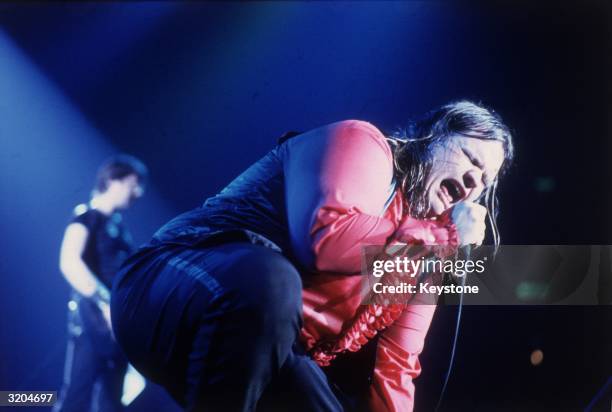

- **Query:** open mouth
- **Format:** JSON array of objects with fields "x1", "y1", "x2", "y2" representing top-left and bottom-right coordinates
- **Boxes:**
[{"x1": 440, "y1": 179, "x2": 465, "y2": 204}]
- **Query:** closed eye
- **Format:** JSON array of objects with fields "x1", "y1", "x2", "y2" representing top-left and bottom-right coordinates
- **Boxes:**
[
  {"x1": 462, "y1": 148, "x2": 483, "y2": 168},
  {"x1": 462, "y1": 148, "x2": 489, "y2": 187}
]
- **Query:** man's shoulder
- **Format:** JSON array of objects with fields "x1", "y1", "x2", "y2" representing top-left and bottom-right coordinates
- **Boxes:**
[
  {"x1": 325, "y1": 119, "x2": 392, "y2": 159},
  {"x1": 299, "y1": 119, "x2": 389, "y2": 150},
  {"x1": 323, "y1": 119, "x2": 385, "y2": 139},
  {"x1": 70, "y1": 204, "x2": 104, "y2": 228},
  {"x1": 280, "y1": 119, "x2": 394, "y2": 169}
]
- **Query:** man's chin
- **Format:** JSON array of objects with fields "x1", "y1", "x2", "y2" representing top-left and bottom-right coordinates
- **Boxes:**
[{"x1": 426, "y1": 200, "x2": 445, "y2": 218}]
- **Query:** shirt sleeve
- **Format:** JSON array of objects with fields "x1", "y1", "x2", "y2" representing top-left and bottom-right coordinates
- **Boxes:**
[
  {"x1": 283, "y1": 120, "x2": 398, "y2": 273},
  {"x1": 368, "y1": 301, "x2": 437, "y2": 412},
  {"x1": 71, "y1": 208, "x2": 99, "y2": 231}
]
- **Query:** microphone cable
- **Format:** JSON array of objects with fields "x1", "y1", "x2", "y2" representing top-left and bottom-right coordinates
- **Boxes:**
[{"x1": 434, "y1": 245, "x2": 470, "y2": 412}]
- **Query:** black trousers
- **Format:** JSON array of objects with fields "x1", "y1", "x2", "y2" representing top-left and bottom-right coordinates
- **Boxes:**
[
  {"x1": 111, "y1": 242, "x2": 344, "y2": 412},
  {"x1": 54, "y1": 297, "x2": 127, "y2": 412}
]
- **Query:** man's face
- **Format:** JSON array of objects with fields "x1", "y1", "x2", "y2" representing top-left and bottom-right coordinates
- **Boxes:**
[
  {"x1": 424, "y1": 136, "x2": 505, "y2": 217},
  {"x1": 107, "y1": 174, "x2": 144, "y2": 209}
]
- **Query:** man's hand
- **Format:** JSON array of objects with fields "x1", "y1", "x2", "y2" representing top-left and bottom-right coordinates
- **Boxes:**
[{"x1": 450, "y1": 201, "x2": 487, "y2": 245}]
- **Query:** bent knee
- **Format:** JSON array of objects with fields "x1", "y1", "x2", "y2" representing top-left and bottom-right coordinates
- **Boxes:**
[{"x1": 228, "y1": 246, "x2": 303, "y2": 313}]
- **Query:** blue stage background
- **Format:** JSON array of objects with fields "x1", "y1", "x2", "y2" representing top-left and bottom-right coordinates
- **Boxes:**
[{"x1": 0, "y1": 2, "x2": 610, "y2": 411}]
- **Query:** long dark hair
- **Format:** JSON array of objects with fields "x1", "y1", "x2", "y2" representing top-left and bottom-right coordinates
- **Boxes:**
[{"x1": 387, "y1": 100, "x2": 514, "y2": 246}]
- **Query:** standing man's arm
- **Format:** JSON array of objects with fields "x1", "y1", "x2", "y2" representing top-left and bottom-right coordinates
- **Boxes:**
[
  {"x1": 59, "y1": 223, "x2": 104, "y2": 297},
  {"x1": 59, "y1": 223, "x2": 112, "y2": 328}
]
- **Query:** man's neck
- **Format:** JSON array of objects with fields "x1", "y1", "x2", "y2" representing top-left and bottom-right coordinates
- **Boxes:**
[{"x1": 90, "y1": 193, "x2": 116, "y2": 216}]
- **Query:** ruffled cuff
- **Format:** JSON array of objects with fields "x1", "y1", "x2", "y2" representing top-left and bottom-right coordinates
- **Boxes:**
[{"x1": 393, "y1": 212, "x2": 458, "y2": 244}]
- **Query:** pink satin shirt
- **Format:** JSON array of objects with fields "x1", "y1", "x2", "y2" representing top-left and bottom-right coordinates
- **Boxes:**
[{"x1": 282, "y1": 120, "x2": 458, "y2": 411}]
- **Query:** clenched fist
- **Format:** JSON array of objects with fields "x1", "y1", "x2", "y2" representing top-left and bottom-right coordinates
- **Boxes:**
[{"x1": 450, "y1": 201, "x2": 487, "y2": 245}]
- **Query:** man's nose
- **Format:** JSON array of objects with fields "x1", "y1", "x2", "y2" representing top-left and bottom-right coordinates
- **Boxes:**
[{"x1": 462, "y1": 169, "x2": 484, "y2": 200}]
